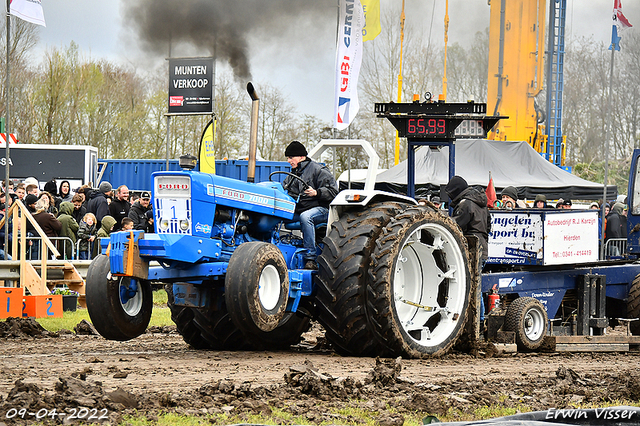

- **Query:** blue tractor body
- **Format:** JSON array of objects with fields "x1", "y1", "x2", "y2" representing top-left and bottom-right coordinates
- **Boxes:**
[{"x1": 103, "y1": 168, "x2": 315, "y2": 314}]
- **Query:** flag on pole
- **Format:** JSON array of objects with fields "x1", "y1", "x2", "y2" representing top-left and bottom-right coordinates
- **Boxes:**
[
  {"x1": 198, "y1": 118, "x2": 216, "y2": 174},
  {"x1": 334, "y1": 0, "x2": 364, "y2": 130},
  {"x1": 486, "y1": 174, "x2": 497, "y2": 208},
  {"x1": 362, "y1": 0, "x2": 381, "y2": 42},
  {"x1": 10, "y1": 0, "x2": 46, "y2": 27},
  {"x1": 611, "y1": 0, "x2": 632, "y2": 51}
]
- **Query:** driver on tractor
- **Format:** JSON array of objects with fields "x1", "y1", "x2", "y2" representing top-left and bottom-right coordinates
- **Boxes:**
[{"x1": 283, "y1": 141, "x2": 338, "y2": 270}]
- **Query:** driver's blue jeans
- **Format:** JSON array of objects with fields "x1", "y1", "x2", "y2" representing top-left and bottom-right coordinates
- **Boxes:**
[{"x1": 292, "y1": 206, "x2": 328, "y2": 261}]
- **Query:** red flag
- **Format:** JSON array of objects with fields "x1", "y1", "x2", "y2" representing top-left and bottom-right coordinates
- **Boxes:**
[
  {"x1": 614, "y1": 0, "x2": 633, "y2": 30},
  {"x1": 486, "y1": 176, "x2": 497, "y2": 208}
]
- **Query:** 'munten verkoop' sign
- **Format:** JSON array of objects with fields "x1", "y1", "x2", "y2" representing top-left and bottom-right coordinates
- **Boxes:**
[{"x1": 168, "y1": 57, "x2": 214, "y2": 115}]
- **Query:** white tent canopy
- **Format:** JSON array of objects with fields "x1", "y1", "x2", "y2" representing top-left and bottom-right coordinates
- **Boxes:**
[{"x1": 368, "y1": 139, "x2": 616, "y2": 201}]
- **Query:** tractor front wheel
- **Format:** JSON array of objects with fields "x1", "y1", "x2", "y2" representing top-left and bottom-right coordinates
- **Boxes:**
[
  {"x1": 225, "y1": 242, "x2": 290, "y2": 336},
  {"x1": 86, "y1": 254, "x2": 153, "y2": 341}
]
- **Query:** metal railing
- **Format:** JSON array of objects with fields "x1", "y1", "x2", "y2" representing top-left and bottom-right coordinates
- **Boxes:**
[
  {"x1": 23, "y1": 236, "x2": 76, "y2": 260},
  {"x1": 0, "y1": 200, "x2": 61, "y2": 295},
  {"x1": 604, "y1": 238, "x2": 627, "y2": 258},
  {"x1": 75, "y1": 238, "x2": 98, "y2": 260}
]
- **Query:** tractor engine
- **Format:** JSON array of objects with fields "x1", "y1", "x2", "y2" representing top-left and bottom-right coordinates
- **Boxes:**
[{"x1": 150, "y1": 168, "x2": 297, "y2": 263}]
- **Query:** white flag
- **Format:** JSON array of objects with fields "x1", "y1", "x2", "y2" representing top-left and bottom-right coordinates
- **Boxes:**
[
  {"x1": 334, "y1": 0, "x2": 364, "y2": 130},
  {"x1": 10, "y1": 0, "x2": 46, "y2": 27}
]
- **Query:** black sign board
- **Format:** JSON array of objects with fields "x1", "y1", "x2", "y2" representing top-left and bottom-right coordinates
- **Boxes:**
[{"x1": 168, "y1": 57, "x2": 214, "y2": 115}]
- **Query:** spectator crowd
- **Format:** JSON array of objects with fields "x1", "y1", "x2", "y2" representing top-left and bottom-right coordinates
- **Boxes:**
[{"x1": 0, "y1": 177, "x2": 154, "y2": 260}]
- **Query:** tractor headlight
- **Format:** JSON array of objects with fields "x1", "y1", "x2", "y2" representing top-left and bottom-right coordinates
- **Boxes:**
[
  {"x1": 159, "y1": 219, "x2": 169, "y2": 231},
  {"x1": 179, "y1": 220, "x2": 190, "y2": 231}
]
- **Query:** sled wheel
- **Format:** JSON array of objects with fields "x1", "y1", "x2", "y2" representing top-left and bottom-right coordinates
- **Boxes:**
[
  {"x1": 315, "y1": 202, "x2": 409, "y2": 357},
  {"x1": 504, "y1": 297, "x2": 548, "y2": 351},
  {"x1": 369, "y1": 207, "x2": 471, "y2": 358},
  {"x1": 225, "y1": 242, "x2": 289, "y2": 335},
  {"x1": 86, "y1": 254, "x2": 152, "y2": 341},
  {"x1": 627, "y1": 275, "x2": 640, "y2": 335}
]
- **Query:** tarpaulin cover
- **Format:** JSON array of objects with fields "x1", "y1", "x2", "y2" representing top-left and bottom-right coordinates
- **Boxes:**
[{"x1": 367, "y1": 139, "x2": 617, "y2": 201}]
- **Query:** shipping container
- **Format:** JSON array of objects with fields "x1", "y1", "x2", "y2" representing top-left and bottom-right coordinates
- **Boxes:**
[{"x1": 98, "y1": 159, "x2": 291, "y2": 192}]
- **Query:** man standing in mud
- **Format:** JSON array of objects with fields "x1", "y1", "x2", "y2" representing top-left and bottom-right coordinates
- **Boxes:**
[{"x1": 445, "y1": 175, "x2": 491, "y2": 262}]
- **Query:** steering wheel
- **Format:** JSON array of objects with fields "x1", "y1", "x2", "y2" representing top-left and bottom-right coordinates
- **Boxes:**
[{"x1": 269, "y1": 171, "x2": 310, "y2": 191}]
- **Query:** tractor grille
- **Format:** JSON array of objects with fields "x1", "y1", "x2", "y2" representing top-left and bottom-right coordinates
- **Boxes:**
[{"x1": 154, "y1": 175, "x2": 192, "y2": 235}]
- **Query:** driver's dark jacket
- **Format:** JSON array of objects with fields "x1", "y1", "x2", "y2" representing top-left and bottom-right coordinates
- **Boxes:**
[{"x1": 284, "y1": 158, "x2": 338, "y2": 214}]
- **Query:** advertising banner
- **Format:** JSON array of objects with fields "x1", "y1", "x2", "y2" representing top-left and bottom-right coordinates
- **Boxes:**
[
  {"x1": 334, "y1": 0, "x2": 364, "y2": 130},
  {"x1": 487, "y1": 210, "x2": 599, "y2": 266},
  {"x1": 168, "y1": 57, "x2": 214, "y2": 115},
  {"x1": 488, "y1": 211, "x2": 544, "y2": 265},
  {"x1": 542, "y1": 210, "x2": 599, "y2": 265}
]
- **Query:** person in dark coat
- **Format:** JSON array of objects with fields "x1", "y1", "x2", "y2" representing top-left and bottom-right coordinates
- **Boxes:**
[
  {"x1": 109, "y1": 185, "x2": 131, "y2": 231},
  {"x1": 86, "y1": 181, "x2": 113, "y2": 229},
  {"x1": 58, "y1": 180, "x2": 74, "y2": 204},
  {"x1": 71, "y1": 194, "x2": 86, "y2": 225},
  {"x1": 445, "y1": 175, "x2": 491, "y2": 260},
  {"x1": 533, "y1": 194, "x2": 550, "y2": 209},
  {"x1": 605, "y1": 202, "x2": 627, "y2": 257},
  {"x1": 128, "y1": 191, "x2": 152, "y2": 231},
  {"x1": 283, "y1": 141, "x2": 338, "y2": 270},
  {"x1": 33, "y1": 198, "x2": 62, "y2": 239}
]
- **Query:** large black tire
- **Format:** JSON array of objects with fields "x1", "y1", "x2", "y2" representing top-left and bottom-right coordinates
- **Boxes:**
[
  {"x1": 225, "y1": 242, "x2": 289, "y2": 335},
  {"x1": 627, "y1": 274, "x2": 640, "y2": 335},
  {"x1": 86, "y1": 254, "x2": 153, "y2": 341},
  {"x1": 368, "y1": 207, "x2": 471, "y2": 358},
  {"x1": 504, "y1": 297, "x2": 548, "y2": 351},
  {"x1": 166, "y1": 284, "x2": 310, "y2": 350},
  {"x1": 166, "y1": 284, "x2": 253, "y2": 350},
  {"x1": 315, "y1": 202, "x2": 407, "y2": 356}
]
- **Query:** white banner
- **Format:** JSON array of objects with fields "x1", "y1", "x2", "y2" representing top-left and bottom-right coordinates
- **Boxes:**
[
  {"x1": 10, "y1": 0, "x2": 46, "y2": 27},
  {"x1": 334, "y1": 0, "x2": 364, "y2": 130}
]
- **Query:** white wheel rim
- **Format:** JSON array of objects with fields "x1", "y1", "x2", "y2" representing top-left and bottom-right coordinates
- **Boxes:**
[
  {"x1": 258, "y1": 264, "x2": 281, "y2": 311},
  {"x1": 119, "y1": 278, "x2": 143, "y2": 316},
  {"x1": 393, "y1": 222, "x2": 467, "y2": 348},
  {"x1": 523, "y1": 307, "x2": 545, "y2": 341}
]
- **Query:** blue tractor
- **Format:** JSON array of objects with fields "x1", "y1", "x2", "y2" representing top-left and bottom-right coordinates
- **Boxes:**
[{"x1": 85, "y1": 84, "x2": 476, "y2": 358}]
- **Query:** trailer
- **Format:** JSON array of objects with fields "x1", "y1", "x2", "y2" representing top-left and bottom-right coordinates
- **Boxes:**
[
  {"x1": 376, "y1": 98, "x2": 640, "y2": 353},
  {"x1": 0, "y1": 144, "x2": 98, "y2": 189}
]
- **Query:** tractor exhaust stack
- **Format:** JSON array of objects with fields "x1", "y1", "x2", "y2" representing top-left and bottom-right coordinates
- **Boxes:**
[{"x1": 247, "y1": 82, "x2": 259, "y2": 183}]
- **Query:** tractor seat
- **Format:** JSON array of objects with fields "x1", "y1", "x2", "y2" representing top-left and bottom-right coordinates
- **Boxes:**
[{"x1": 284, "y1": 221, "x2": 327, "y2": 243}]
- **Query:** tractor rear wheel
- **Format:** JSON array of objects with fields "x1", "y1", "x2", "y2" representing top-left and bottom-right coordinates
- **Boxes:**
[
  {"x1": 627, "y1": 274, "x2": 640, "y2": 335},
  {"x1": 368, "y1": 207, "x2": 471, "y2": 358},
  {"x1": 504, "y1": 297, "x2": 548, "y2": 351},
  {"x1": 315, "y1": 202, "x2": 407, "y2": 356},
  {"x1": 165, "y1": 284, "x2": 253, "y2": 350},
  {"x1": 86, "y1": 254, "x2": 153, "y2": 341},
  {"x1": 166, "y1": 284, "x2": 310, "y2": 350}
]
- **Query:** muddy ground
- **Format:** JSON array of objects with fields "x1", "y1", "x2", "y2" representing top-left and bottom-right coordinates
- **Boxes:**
[{"x1": 1, "y1": 317, "x2": 640, "y2": 425}]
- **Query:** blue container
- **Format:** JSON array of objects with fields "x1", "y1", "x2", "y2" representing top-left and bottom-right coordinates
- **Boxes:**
[
  {"x1": 99, "y1": 159, "x2": 291, "y2": 192},
  {"x1": 98, "y1": 160, "x2": 182, "y2": 193},
  {"x1": 214, "y1": 160, "x2": 291, "y2": 184}
]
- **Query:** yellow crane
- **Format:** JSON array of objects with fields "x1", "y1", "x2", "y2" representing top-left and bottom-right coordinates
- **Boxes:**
[{"x1": 486, "y1": 0, "x2": 546, "y2": 151}]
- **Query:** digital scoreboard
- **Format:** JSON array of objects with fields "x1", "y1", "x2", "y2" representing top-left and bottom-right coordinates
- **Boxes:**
[{"x1": 375, "y1": 100, "x2": 504, "y2": 140}]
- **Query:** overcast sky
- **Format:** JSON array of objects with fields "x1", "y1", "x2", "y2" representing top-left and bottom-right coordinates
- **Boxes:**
[{"x1": 33, "y1": 0, "x2": 640, "y2": 124}]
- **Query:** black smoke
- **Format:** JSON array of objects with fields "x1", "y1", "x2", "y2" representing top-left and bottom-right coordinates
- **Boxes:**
[{"x1": 122, "y1": 0, "x2": 335, "y2": 81}]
